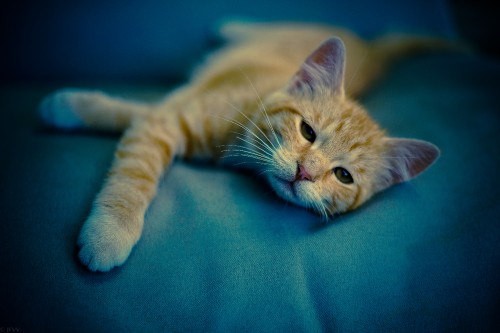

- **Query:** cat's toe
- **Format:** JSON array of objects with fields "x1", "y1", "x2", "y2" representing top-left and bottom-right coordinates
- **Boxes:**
[
  {"x1": 39, "y1": 89, "x2": 86, "y2": 129},
  {"x1": 77, "y1": 212, "x2": 139, "y2": 272}
]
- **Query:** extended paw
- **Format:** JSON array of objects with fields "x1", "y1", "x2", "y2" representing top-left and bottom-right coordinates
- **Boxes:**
[
  {"x1": 77, "y1": 210, "x2": 141, "y2": 272},
  {"x1": 39, "y1": 89, "x2": 88, "y2": 129}
]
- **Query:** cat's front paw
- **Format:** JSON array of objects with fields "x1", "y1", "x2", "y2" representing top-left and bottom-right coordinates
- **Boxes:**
[
  {"x1": 77, "y1": 210, "x2": 141, "y2": 272},
  {"x1": 39, "y1": 89, "x2": 89, "y2": 129}
]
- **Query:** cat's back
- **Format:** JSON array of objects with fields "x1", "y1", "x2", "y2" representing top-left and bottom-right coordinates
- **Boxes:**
[{"x1": 191, "y1": 23, "x2": 370, "y2": 95}]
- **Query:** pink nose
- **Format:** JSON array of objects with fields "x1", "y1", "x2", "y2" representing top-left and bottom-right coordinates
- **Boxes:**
[{"x1": 296, "y1": 164, "x2": 314, "y2": 181}]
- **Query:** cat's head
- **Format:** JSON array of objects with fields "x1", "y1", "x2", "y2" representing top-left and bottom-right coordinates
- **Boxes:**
[{"x1": 250, "y1": 37, "x2": 439, "y2": 217}]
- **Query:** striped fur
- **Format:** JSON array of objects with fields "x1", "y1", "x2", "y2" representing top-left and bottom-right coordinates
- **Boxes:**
[{"x1": 40, "y1": 23, "x2": 441, "y2": 271}]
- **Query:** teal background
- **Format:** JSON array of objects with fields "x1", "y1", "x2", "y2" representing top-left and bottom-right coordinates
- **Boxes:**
[
  {"x1": 1, "y1": 0, "x2": 499, "y2": 331},
  {"x1": 2, "y1": 0, "x2": 454, "y2": 82}
]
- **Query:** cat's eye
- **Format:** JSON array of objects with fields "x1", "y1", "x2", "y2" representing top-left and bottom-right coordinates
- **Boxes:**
[
  {"x1": 334, "y1": 167, "x2": 354, "y2": 184},
  {"x1": 300, "y1": 121, "x2": 316, "y2": 143}
]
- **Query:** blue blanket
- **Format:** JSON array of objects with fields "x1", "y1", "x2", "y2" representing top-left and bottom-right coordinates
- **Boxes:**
[{"x1": 1, "y1": 0, "x2": 499, "y2": 331}]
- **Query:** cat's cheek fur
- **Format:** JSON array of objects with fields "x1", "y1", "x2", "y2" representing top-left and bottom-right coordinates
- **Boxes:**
[{"x1": 77, "y1": 208, "x2": 142, "y2": 272}]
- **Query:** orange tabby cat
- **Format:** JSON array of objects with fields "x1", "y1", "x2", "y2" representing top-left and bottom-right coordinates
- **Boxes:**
[{"x1": 39, "y1": 23, "x2": 440, "y2": 272}]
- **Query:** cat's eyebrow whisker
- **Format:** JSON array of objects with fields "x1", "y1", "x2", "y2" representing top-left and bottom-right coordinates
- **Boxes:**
[
  {"x1": 221, "y1": 99, "x2": 277, "y2": 151},
  {"x1": 259, "y1": 103, "x2": 283, "y2": 151},
  {"x1": 237, "y1": 67, "x2": 283, "y2": 151}
]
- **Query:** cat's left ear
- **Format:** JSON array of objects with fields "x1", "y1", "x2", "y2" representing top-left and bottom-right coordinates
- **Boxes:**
[
  {"x1": 379, "y1": 138, "x2": 440, "y2": 190},
  {"x1": 287, "y1": 37, "x2": 346, "y2": 96}
]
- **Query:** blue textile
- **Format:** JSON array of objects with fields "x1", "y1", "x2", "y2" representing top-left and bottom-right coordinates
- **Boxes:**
[
  {"x1": 1, "y1": 0, "x2": 499, "y2": 332},
  {"x1": 2, "y1": 0, "x2": 454, "y2": 81}
]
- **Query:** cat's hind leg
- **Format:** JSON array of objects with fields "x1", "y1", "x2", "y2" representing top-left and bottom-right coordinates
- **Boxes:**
[{"x1": 39, "y1": 89, "x2": 149, "y2": 132}]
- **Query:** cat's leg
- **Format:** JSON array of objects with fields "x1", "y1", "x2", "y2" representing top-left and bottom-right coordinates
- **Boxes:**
[
  {"x1": 39, "y1": 89, "x2": 149, "y2": 132},
  {"x1": 77, "y1": 113, "x2": 180, "y2": 271}
]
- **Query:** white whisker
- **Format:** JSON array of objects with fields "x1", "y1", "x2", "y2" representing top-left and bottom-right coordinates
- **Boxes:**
[
  {"x1": 231, "y1": 160, "x2": 271, "y2": 167},
  {"x1": 233, "y1": 135, "x2": 274, "y2": 157},
  {"x1": 221, "y1": 149, "x2": 274, "y2": 163},
  {"x1": 237, "y1": 67, "x2": 283, "y2": 151},
  {"x1": 211, "y1": 114, "x2": 276, "y2": 157},
  {"x1": 313, "y1": 195, "x2": 330, "y2": 221},
  {"x1": 222, "y1": 99, "x2": 276, "y2": 151},
  {"x1": 219, "y1": 143, "x2": 272, "y2": 160}
]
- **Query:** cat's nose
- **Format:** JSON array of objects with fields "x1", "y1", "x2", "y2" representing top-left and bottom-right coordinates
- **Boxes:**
[{"x1": 295, "y1": 164, "x2": 314, "y2": 182}]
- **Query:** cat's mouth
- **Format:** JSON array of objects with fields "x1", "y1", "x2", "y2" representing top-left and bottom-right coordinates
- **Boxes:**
[
  {"x1": 275, "y1": 176, "x2": 297, "y2": 198},
  {"x1": 271, "y1": 175, "x2": 309, "y2": 206}
]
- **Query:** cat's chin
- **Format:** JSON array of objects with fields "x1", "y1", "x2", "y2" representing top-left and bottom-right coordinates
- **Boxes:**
[{"x1": 267, "y1": 175, "x2": 307, "y2": 208}]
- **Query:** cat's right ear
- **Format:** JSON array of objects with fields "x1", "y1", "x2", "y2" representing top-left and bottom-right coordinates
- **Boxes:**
[
  {"x1": 287, "y1": 37, "x2": 346, "y2": 96},
  {"x1": 377, "y1": 138, "x2": 440, "y2": 191}
]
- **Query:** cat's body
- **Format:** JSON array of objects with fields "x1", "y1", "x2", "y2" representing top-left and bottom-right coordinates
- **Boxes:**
[{"x1": 40, "y1": 23, "x2": 441, "y2": 272}]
